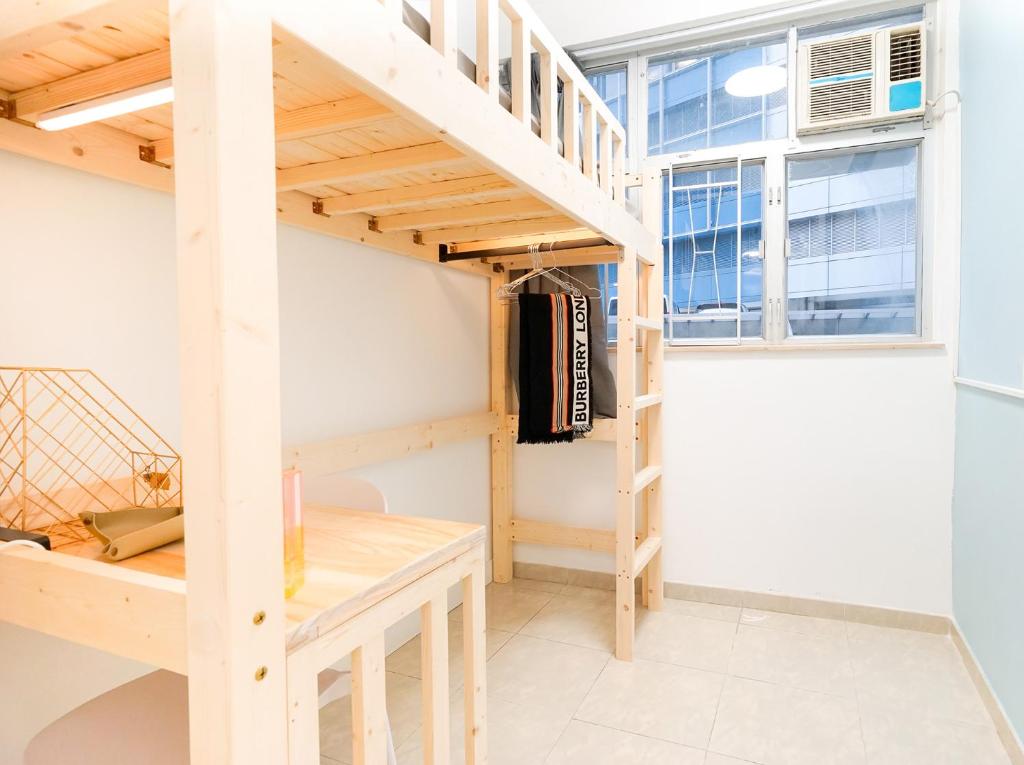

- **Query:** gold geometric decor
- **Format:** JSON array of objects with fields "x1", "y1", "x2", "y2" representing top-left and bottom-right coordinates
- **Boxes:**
[{"x1": 0, "y1": 367, "x2": 181, "y2": 548}]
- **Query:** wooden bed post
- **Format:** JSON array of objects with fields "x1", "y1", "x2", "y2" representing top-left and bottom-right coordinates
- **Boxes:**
[
  {"x1": 490, "y1": 272, "x2": 513, "y2": 583},
  {"x1": 615, "y1": 246, "x2": 638, "y2": 661},
  {"x1": 169, "y1": 0, "x2": 288, "y2": 761}
]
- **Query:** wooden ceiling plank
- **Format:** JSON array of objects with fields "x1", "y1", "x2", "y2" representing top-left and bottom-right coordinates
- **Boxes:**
[
  {"x1": 276, "y1": 142, "x2": 463, "y2": 192},
  {"x1": 12, "y1": 46, "x2": 169, "y2": 120},
  {"x1": 373, "y1": 196, "x2": 553, "y2": 233},
  {"x1": 417, "y1": 215, "x2": 587, "y2": 244},
  {"x1": 151, "y1": 94, "x2": 394, "y2": 161},
  {"x1": 318, "y1": 174, "x2": 514, "y2": 216},
  {"x1": 451, "y1": 229, "x2": 604, "y2": 253}
]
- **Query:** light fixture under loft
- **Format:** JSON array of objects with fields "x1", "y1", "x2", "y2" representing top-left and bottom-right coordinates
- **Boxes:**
[
  {"x1": 724, "y1": 65, "x2": 787, "y2": 98},
  {"x1": 35, "y1": 79, "x2": 174, "y2": 131}
]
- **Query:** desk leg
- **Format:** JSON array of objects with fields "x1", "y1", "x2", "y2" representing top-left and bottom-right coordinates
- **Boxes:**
[
  {"x1": 462, "y1": 557, "x2": 487, "y2": 764},
  {"x1": 352, "y1": 636, "x2": 388, "y2": 765},
  {"x1": 421, "y1": 595, "x2": 451, "y2": 764},
  {"x1": 287, "y1": 652, "x2": 321, "y2": 764}
]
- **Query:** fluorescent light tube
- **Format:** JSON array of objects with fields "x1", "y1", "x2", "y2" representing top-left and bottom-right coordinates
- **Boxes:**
[
  {"x1": 35, "y1": 79, "x2": 174, "y2": 131},
  {"x1": 724, "y1": 65, "x2": 787, "y2": 98}
]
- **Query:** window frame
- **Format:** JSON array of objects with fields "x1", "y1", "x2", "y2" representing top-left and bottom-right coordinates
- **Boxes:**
[{"x1": 580, "y1": 2, "x2": 936, "y2": 348}]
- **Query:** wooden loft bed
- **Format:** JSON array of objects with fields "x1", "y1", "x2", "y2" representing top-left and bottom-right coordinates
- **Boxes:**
[{"x1": 0, "y1": 0, "x2": 665, "y2": 761}]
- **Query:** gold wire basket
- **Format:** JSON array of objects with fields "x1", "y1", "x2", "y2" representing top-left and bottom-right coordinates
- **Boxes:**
[{"x1": 0, "y1": 367, "x2": 181, "y2": 549}]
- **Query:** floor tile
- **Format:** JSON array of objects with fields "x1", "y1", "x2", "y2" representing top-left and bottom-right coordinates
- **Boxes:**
[
  {"x1": 729, "y1": 624, "x2": 855, "y2": 697},
  {"x1": 560, "y1": 584, "x2": 616, "y2": 603},
  {"x1": 486, "y1": 634, "x2": 610, "y2": 716},
  {"x1": 546, "y1": 720, "x2": 706, "y2": 764},
  {"x1": 848, "y1": 627, "x2": 989, "y2": 726},
  {"x1": 395, "y1": 692, "x2": 570, "y2": 765},
  {"x1": 664, "y1": 598, "x2": 742, "y2": 623},
  {"x1": 635, "y1": 609, "x2": 737, "y2": 673},
  {"x1": 575, "y1": 657, "x2": 724, "y2": 748},
  {"x1": 739, "y1": 608, "x2": 847, "y2": 639},
  {"x1": 709, "y1": 676, "x2": 865, "y2": 765},
  {"x1": 510, "y1": 577, "x2": 566, "y2": 594},
  {"x1": 520, "y1": 593, "x2": 615, "y2": 651},
  {"x1": 860, "y1": 707, "x2": 1010, "y2": 765},
  {"x1": 450, "y1": 582, "x2": 553, "y2": 632},
  {"x1": 319, "y1": 671, "x2": 423, "y2": 763},
  {"x1": 386, "y1": 613, "x2": 513, "y2": 690},
  {"x1": 704, "y1": 754, "x2": 760, "y2": 765}
]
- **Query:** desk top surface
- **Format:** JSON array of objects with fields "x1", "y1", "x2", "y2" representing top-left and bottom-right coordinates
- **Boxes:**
[{"x1": 57, "y1": 504, "x2": 485, "y2": 651}]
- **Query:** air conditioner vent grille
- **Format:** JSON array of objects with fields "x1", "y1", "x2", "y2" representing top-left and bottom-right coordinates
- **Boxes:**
[
  {"x1": 889, "y1": 29, "x2": 923, "y2": 81},
  {"x1": 808, "y1": 78, "x2": 873, "y2": 122},
  {"x1": 809, "y1": 34, "x2": 873, "y2": 79}
]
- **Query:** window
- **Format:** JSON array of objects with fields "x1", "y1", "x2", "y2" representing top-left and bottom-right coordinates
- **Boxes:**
[
  {"x1": 663, "y1": 162, "x2": 764, "y2": 341},
  {"x1": 786, "y1": 145, "x2": 919, "y2": 336},
  {"x1": 647, "y1": 40, "x2": 787, "y2": 155},
  {"x1": 586, "y1": 64, "x2": 629, "y2": 145}
]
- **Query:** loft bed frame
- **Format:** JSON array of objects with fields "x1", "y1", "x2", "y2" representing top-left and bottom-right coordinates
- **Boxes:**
[{"x1": 0, "y1": 0, "x2": 665, "y2": 762}]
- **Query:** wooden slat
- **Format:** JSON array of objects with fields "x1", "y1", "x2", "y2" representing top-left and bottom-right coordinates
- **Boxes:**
[
  {"x1": 276, "y1": 142, "x2": 464, "y2": 191},
  {"x1": 636, "y1": 316, "x2": 662, "y2": 332},
  {"x1": 632, "y1": 535, "x2": 662, "y2": 578},
  {"x1": 0, "y1": 0, "x2": 161, "y2": 62},
  {"x1": 283, "y1": 411, "x2": 499, "y2": 477},
  {"x1": 475, "y1": 0, "x2": 499, "y2": 99},
  {"x1": 560, "y1": 71, "x2": 578, "y2": 167},
  {"x1": 373, "y1": 197, "x2": 553, "y2": 232},
  {"x1": 452, "y1": 228, "x2": 599, "y2": 253},
  {"x1": 318, "y1": 174, "x2": 513, "y2": 216},
  {"x1": 462, "y1": 559, "x2": 488, "y2": 764},
  {"x1": 483, "y1": 244, "x2": 619, "y2": 269},
  {"x1": 509, "y1": 517, "x2": 616, "y2": 552},
  {"x1": 13, "y1": 47, "x2": 170, "y2": 121},
  {"x1": 152, "y1": 94, "x2": 393, "y2": 161},
  {"x1": 430, "y1": 0, "x2": 458, "y2": 63},
  {"x1": 0, "y1": 545, "x2": 186, "y2": 672},
  {"x1": 505, "y1": 414, "x2": 617, "y2": 442},
  {"x1": 420, "y1": 595, "x2": 451, "y2": 765},
  {"x1": 416, "y1": 215, "x2": 583, "y2": 244},
  {"x1": 633, "y1": 464, "x2": 662, "y2": 494},
  {"x1": 634, "y1": 393, "x2": 662, "y2": 411},
  {"x1": 582, "y1": 98, "x2": 597, "y2": 183},
  {"x1": 352, "y1": 636, "x2": 388, "y2": 765},
  {"x1": 509, "y1": 17, "x2": 530, "y2": 126},
  {"x1": 599, "y1": 116, "x2": 612, "y2": 194},
  {"x1": 538, "y1": 46, "x2": 558, "y2": 147},
  {"x1": 615, "y1": 245, "x2": 637, "y2": 661}
]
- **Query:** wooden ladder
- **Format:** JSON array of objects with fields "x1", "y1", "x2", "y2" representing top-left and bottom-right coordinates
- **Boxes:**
[{"x1": 614, "y1": 232, "x2": 665, "y2": 661}]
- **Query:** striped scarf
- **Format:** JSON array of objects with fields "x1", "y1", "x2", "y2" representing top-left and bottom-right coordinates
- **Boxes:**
[{"x1": 517, "y1": 292, "x2": 592, "y2": 444}]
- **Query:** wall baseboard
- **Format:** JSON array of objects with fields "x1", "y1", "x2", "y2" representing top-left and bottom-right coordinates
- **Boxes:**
[
  {"x1": 512, "y1": 560, "x2": 1023, "y2": 764},
  {"x1": 950, "y1": 621, "x2": 1024, "y2": 765}
]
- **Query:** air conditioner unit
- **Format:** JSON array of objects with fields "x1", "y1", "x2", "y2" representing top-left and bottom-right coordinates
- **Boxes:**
[{"x1": 797, "y1": 23, "x2": 926, "y2": 134}]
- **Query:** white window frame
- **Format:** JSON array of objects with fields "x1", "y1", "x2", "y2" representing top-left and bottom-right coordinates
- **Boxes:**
[{"x1": 579, "y1": 1, "x2": 939, "y2": 348}]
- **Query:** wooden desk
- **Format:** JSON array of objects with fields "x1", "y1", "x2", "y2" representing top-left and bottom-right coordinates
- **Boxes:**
[{"x1": 0, "y1": 505, "x2": 488, "y2": 764}]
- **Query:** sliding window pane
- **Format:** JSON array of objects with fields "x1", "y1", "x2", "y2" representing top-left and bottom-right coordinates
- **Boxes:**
[
  {"x1": 587, "y1": 65, "x2": 629, "y2": 145},
  {"x1": 648, "y1": 40, "x2": 787, "y2": 156},
  {"x1": 663, "y1": 162, "x2": 764, "y2": 342},
  {"x1": 786, "y1": 145, "x2": 919, "y2": 336}
]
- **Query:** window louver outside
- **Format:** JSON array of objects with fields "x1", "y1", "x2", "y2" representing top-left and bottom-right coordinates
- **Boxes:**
[
  {"x1": 889, "y1": 29, "x2": 922, "y2": 81},
  {"x1": 808, "y1": 78, "x2": 873, "y2": 122},
  {"x1": 809, "y1": 34, "x2": 873, "y2": 78}
]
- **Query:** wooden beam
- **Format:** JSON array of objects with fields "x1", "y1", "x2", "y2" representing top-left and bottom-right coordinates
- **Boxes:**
[
  {"x1": 451, "y1": 228, "x2": 599, "y2": 253},
  {"x1": 13, "y1": 47, "x2": 171, "y2": 121},
  {"x1": 318, "y1": 174, "x2": 514, "y2": 216},
  {"x1": 0, "y1": 0, "x2": 160, "y2": 62},
  {"x1": 489, "y1": 272, "x2": 512, "y2": 583},
  {"x1": 271, "y1": 0, "x2": 657, "y2": 253},
  {"x1": 151, "y1": 94, "x2": 393, "y2": 162},
  {"x1": 505, "y1": 414, "x2": 618, "y2": 442},
  {"x1": 283, "y1": 411, "x2": 499, "y2": 477},
  {"x1": 417, "y1": 215, "x2": 584, "y2": 244},
  {"x1": 483, "y1": 244, "x2": 620, "y2": 269},
  {"x1": 509, "y1": 518, "x2": 616, "y2": 552},
  {"x1": 0, "y1": 545, "x2": 187, "y2": 672},
  {"x1": 169, "y1": 0, "x2": 288, "y2": 761},
  {"x1": 373, "y1": 197, "x2": 553, "y2": 233},
  {"x1": 276, "y1": 142, "x2": 464, "y2": 191}
]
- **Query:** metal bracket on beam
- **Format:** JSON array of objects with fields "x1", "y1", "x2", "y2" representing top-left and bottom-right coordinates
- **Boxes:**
[
  {"x1": 138, "y1": 145, "x2": 156, "y2": 163},
  {"x1": 438, "y1": 243, "x2": 451, "y2": 262}
]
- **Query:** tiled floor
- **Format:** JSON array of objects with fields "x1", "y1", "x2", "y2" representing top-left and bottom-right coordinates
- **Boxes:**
[{"x1": 319, "y1": 579, "x2": 1010, "y2": 765}]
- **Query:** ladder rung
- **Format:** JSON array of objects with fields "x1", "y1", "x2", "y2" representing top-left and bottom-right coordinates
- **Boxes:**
[
  {"x1": 637, "y1": 250, "x2": 655, "y2": 267},
  {"x1": 632, "y1": 535, "x2": 662, "y2": 577},
  {"x1": 635, "y1": 316, "x2": 662, "y2": 332},
  {"x1": 633, "y1": 465, "x2": 662, "y2": 493},
  {"x1": 634, "y1": 393, "x2": 662, "y2": 412}
]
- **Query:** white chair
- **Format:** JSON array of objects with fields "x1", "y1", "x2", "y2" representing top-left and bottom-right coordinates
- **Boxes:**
[{"x1": 20, "y1": 477, "x2": 398, "y2": 765}]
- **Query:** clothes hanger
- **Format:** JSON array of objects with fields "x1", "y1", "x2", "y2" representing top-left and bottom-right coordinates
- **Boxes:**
[{"x1": 496, "y1": 244, "x2": 583, "y2": 301}]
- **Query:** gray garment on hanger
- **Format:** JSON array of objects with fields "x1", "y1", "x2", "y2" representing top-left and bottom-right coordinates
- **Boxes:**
[{"x1": 508, "y1": 265, "x2": 617, "y2": 419}]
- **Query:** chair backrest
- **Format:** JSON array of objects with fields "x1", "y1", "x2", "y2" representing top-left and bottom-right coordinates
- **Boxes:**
[{"x1": 315, "y1": 475, "x2": 388, "y2": 514}]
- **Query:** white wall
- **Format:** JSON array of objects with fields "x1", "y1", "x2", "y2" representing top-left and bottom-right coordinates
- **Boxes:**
[
  {"x1": 510, "y1": 0, "x2": 962, "y2": 617},
  {"x1": 0, "y1": 150, "x2": 490, "y2": 761}
]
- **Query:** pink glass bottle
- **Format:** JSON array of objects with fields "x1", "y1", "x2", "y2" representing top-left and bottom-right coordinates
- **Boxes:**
[{"x1": 282, "y1": 468, "x2": 305, "y2": 598}]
